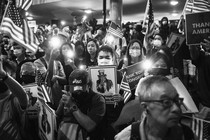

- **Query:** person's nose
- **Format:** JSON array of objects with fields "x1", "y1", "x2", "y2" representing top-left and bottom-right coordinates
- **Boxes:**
[{"x1": 171, "y1": 102, "x2": 181, "y2": 114}]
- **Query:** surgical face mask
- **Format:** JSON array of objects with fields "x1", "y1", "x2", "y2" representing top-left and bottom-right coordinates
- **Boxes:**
[
  {"x1": 148, "y1": 68, "x2": 170, "y2": 76},
  {"x1": 153, "y1": 40, "x2": 162, "y2": 48},
  {"x1": 98, "y1": 58, "x2": 113, "y2": 65},
  {"x1": 129, "y1": 49, "x2": 141, "y2": 57},
  {"x1": 162, "y1": 21, "x2": 167, "y2": 25},
  {"x1": 97, "y1": 52, "x2": 113, "y2": 65}
]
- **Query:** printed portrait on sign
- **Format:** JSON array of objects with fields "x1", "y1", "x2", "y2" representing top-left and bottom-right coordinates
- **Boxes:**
[{"x1": 89, "y1": 66, "x2": 117, "y2": 95}]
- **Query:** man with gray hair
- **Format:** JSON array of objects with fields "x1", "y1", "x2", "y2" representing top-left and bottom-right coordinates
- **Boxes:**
[{"x1": 115, "y1": 76, "x2": 195, "y2": 140}]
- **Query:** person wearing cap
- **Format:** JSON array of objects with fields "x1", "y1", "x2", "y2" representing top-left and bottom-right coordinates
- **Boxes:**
[
  {"x1": 56, "y1": 69, "x2": 106, "y2": 140},
  {"x1": 115, "y1": 76, "x2": 195, "y2": 140}
]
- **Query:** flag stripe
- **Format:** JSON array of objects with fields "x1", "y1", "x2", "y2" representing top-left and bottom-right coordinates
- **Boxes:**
[
  {"x1": 2, "y1": 19, "x2": 38, "y2": 52},
  {"x1": 120, "y1": 72, "x2": 132, "y2": 103},
  {"x1": 185, "y1": 0, "x2": 210, "y2": 13},
  {"x1": 1, "y1": 1, "x2": 38, "y2": 53},
  {"x1": 107, "y1": 22, "x2": 123, "y2": 38}
]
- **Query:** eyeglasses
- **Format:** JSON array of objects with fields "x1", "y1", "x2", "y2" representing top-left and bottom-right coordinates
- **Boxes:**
[{"x1": 142, "y1": 98, "x2": 184, "y2": 108}]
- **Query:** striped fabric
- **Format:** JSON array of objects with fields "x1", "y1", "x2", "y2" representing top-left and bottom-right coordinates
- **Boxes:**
[
  {"x1": 186, "y1": 0, "x2": 210, "y2": 13},
  {"x1": 120, "y1": 72, "x2": 132, "y2": 104},
  {"x1": 192, "y1": 116, "x2": 210, "y2": 140},
  {"x1": 16, "y1": 0, "x2": 32, "y2": 11},
  {"x1": 107, "y1": 21, "x2": 123, "y2": 38},
  {"x1": 1, "y1": 0, "x2": 39, "y2": 53}
]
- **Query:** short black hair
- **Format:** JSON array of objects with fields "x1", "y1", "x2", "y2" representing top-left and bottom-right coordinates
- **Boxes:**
[{"x1": 97, "y1": 45, "x2": 114, "y2": 58}]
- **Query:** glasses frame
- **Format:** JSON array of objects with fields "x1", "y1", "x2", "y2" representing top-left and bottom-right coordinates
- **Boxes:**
[{"x1": 142, "y1": 98, "x2": 184, "y2": 108}]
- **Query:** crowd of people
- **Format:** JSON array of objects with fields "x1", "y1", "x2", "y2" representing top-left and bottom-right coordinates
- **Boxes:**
[{"x1": 0, "y1": 15, "x2": 210, "y2": 140}]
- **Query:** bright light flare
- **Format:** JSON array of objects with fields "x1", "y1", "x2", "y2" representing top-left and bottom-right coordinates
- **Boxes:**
[
  {"x1": 49, "y1": 37, "x2": 61, "y2": 48},
  {"x1": 170, "y1": 1, "x2": 178, "y2": 6},
  {"x1": 79, "y1": 65, "x2": 86, "y2": 70},
  {"x1": 106, "y1": 35, "x2": 115, "y2": 44},
  {"x1": 84, "y1": 9, "x2": 92, "y2": 14},
  {"x1": 142, "y1": 59, "x2": 153, "y2": 70},
  {"x1": 66, "y1": 50, "x2": 74, "y2": 58},
  {"x1": 61, "y1": 20, "x2": 66, "y2": 26}
]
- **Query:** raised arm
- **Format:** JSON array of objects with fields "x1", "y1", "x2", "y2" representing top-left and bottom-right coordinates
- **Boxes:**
[{"x1": 0, "y1": 59, "x2": 28, "y2": 108}]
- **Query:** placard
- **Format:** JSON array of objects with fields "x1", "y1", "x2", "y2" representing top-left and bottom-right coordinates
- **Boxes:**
[
  {"x1": 167, "y1": 33, "x2": 185, "y2": 56},
  {"x1": 38, "y1": 100, "x2": 56, "y2": 140},
  {"x1": 185, "y1": 11, "x2": 210, "y2": 45},
  {"x1": 89, "y1": 65, "x2": 117, "y2": 94},
  {"x1": 170, "y1": 77, "x2": 199, "y2": 113},
  {"x1": 89, "y1": 65, "x2": 117, "y2": 104},
  {"x1": 124, "y1": 62, "x2": 144, "y2": 90},
  {"x1": 23, "y1": 83, "x2": 51, "y2": 103}
]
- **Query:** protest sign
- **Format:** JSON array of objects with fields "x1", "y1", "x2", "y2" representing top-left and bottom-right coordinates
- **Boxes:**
[
  {"x1": 89, "y1": 65, "x2": 117, "y2": 104},
  {"x1": 185, "y1": 11, "x2": 210, "y2": 45},
  {"x1": 38, "y1": 100, "x2": 56, "y2": 140},
  {"x1": 124, "y1": 62, "x2": 144, "y2": 90},
  {"x1": 170, "y1": 77, "x2": 199, "y2": 113}
]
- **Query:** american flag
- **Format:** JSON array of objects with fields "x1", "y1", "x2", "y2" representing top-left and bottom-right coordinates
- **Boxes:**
[
  {"x1": 120, "y1": 72, "x2": 132, "y2": 104},
  {"x1": 143, "y1": 0, "x2": 155, "y2": 37},
  {"x1": 185, "y1": 0, "x2": 210, "y2": 13},
  {"x1": 192, "y1": 116, "x2": 210, "y2": 140},
  {"x1": 107, "y1": 21, "x2": 123, "y2": 38},
  {"x1": 36, "y1": 69, "x2": 51, "y2": 103},
  {"x1": 0, "y1": 0, "x2": 39, "y2": 53},
  {"x1": 16, "y1": 0, "x2": 32, "y2": 11}
]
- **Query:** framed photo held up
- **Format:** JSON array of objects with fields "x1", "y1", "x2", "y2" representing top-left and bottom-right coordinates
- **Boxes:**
[
  {"x1": 89, "y1": 65, "x2": 117, "y2": 96},
  {"x1": 167, "y1": 33, "x2": 185, "y2": 56}
]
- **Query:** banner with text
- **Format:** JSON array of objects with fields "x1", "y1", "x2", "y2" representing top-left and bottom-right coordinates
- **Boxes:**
[
  {"x1": 185, "y1": 11, "x2": 210, "y2": 45},
  {"x1": 124, "y1": 62, "x2": 144, "y2": 90}
]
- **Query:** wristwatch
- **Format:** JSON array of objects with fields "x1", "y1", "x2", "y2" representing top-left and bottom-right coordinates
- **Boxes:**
[{"x1": 69, "y1": 105, "x2": 78, "y2": 112}]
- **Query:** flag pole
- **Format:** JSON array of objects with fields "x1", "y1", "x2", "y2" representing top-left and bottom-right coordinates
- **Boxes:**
[
  {"x1": 0, "y1": 0, "x2": 11, "y2": 30},
  {"x1": 142, "y1": 0, "x2": 149, "y2": 28}
]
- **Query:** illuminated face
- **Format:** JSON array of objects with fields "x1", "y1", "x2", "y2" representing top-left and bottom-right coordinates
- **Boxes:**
[
  {"x1": 87, "y1": 41, "x2": 97, "y2": 55},
  {"x1": 97, "y1": 51, "x2": 114, "y2": 65},
  {"x1": 153, "y1": 35, "x2": 163, "y2": 48},
  {"x1": 13, "y1": 45, "x2": 24, "y2": 57},
  {"x1": 147, "y1": 82, "x2": 181, "y2": 127},
  {"x1": 129, "y1": 42, "x2": 141, "y2": 58}
]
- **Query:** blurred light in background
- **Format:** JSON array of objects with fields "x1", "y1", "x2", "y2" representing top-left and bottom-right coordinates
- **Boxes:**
[
  {"x1": 170, "y1": 0, "x2": 178, "y2": 6},
  {"x1": 61, "y1": 20, "x2": 66, "y2": 26}
]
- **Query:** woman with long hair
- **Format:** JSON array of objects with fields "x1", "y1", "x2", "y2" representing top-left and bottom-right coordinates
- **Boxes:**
[{"x1": 86, "y1": 39, "x2": 99, "y2": 67}]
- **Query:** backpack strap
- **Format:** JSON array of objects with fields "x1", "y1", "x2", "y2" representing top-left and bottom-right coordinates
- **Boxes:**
[{"x1": 130, "y1": 121, "x2": 141, "y2": 140}]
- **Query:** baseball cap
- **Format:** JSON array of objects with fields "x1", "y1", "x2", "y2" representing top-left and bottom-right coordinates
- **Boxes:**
[{"x1": 69, "y1": 69, "x2": 89, "y2": 91}]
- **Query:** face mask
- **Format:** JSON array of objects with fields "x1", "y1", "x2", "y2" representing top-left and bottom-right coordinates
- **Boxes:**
[
  {"x1": 129, "y1": 49, "x2": 141, "y2": 57},
  {"x1": 162, "y1": 21, "x2": 167, "y2": 25},
  {"x1": 98, "y1": 59, "x2": 113, "y2": 65},
  {"x1": 22, "y1": 75, "x2": 35, "y2": 84},
  {"x1": 71, "y1": 90, "x2": 88, "y2": 104},
  {"x1": 153, "y1": 40, "x2": 162, "y2": 47},
  {"x1": 148, "y1": 68, "x2": 170, "y2": 76},
  {"x1": 0, "y1": 81, "x2": 8, "y2": 93},
  {"x1": 13, "y1": 49, "x2": 22, "y2": 57}
]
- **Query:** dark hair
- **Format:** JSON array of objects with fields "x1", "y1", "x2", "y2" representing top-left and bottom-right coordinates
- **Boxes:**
[
  {"x1": 126, "y1": 39, "x2": 145, "y2": 65},
  {"x1": 75, "y1": 40, "x2": 86, "y2": 56},
  {"x1": 86, "y1": 39, "x2": 99, "y2": 65},
  {"x1": 97, "y1": 45, "x2": 114, "y2": 58},
  {"x1": 149, "y1": 51, "x2": 171, "y2": 70}
]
